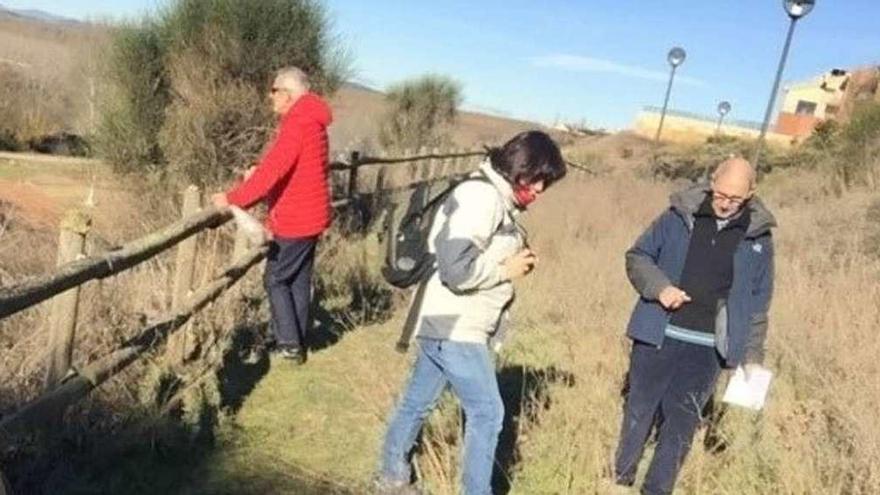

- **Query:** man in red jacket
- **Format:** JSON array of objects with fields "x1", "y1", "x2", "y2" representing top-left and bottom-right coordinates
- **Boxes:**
[{"x1": 213, "y1": 67, "x2": 333, "y2": 364}]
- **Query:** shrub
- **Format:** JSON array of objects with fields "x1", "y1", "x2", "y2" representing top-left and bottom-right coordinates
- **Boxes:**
[
  {"x1": 865, "y1": 198, "x2": 880, "y2": 259},
  {"x1": 378, "y1": 74, "x2": 462, "y2": 152},
  {"x1": 97, "y1": 0, "x2": 349, "y2": 186},
  {"x1": 837, "y1": 103, "x2": 880, "y2": 189},
  {"x1": 0, "y1": 129, "x2": 21, "y2": 152},
  {"x1": 157, "y1": 27, "x2": 273, "y2": 186},
  {"x1": 0, "y1": 65, "x2": 71, "y2": 143},
  {"x1": 651, "y1": 134, "x2": 801, "y2": 182},
  {"x1": 94, "y1": 22, "x2": 168, "y2": 174}
]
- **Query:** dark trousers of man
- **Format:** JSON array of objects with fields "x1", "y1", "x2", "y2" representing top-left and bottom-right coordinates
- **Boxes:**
[
  {"x1": 614, "y1": 339, "x2": 722, "y2": 495},
  {"x1": 264, "y1": 237, "x2": 317, "y2": 351}
]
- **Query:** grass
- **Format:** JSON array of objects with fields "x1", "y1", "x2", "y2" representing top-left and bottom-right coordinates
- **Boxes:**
[
  {"x1": 168, "y1": 166, "x2": 880, "y2": 495},
  {"x1": 0, "y1": 154, "x2": 96, "y2": 178},
  {"x1": 3, "y1": 147, "x2": 880, "y2": 494}
]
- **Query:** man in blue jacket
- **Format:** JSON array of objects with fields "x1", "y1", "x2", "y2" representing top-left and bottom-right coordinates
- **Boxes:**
[{"x1": 612, "y1": 158, "x2": 776, "y2": 494}]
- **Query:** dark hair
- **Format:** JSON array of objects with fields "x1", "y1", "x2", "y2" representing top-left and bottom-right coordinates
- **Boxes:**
[{"x1": 488, "y1": 131, "x2": 566, "y2": 187}]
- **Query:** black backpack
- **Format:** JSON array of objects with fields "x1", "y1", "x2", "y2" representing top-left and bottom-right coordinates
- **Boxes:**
[
  {"x1": 381, "y1": 173, "x2": 491, "y2": 289},
  {"x1": 382, "y1": 172, "x2": 493, "y2": 352}
]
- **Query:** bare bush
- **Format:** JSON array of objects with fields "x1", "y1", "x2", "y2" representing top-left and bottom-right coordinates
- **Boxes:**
[
  {"x1": 0, "y1": 65, "x2": 70, "y2": 142},
  {"x1": 158, "y1": 29, "x2": 272, "y2": 187}
]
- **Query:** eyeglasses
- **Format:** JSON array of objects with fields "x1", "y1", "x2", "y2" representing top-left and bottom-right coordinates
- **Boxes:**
[{"x1": 712, "y1": 191, "x2": 746, "y2": 207}]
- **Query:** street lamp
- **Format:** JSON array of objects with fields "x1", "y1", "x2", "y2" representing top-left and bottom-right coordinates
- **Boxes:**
[
  {"x1": 752, "y1": 0, "x2": 817, "y2": 166},
  {"x1": 655, "y1": 46, "x2": 687, "y2": 142},
  {"x1": 716, "y1": 101, "x2": 732, "y2": 135}
]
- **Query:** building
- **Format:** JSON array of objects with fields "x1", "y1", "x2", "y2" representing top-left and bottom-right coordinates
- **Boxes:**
[
  {"x1": 777, "y1": 66, "x2": 880, "y2": 137},
  {"x1": 632, "y1": 66, "x2": 880, "y2": 145}
]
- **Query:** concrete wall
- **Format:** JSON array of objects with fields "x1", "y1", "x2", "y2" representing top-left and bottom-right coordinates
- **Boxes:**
[
  {"x1": 776, "y1": 112, "x2": 821, "y2": 137},
  {"x1": 780, "y1": 73, "x2": 848, "y2": 119},
  {"x1": 633, "y1": 109, "x2": 794, "y2": 147},
  {"x1": 782, "y1": 86, "x2": 843, "y2": 119}
]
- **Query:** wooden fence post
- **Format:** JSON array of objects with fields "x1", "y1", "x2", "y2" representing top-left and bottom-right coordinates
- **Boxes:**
[
  {"x1": 348, "y1": 150, "x2": 361, "y2": 201},
  {"x1": 413, "y1": 147, "x2": 427, "y2": 182},
  {"x1": 452, "y1": 149, "x2": 463, "y2": 175},
  {"x1": 439, "y1": 149, "x2": 453, "y2": 179},
  {"x1": 225, "y1": 222, "x2": 252, "y2": 330},
  {"x1": 458, "y1": 151, "x2": 476, "y2": 174},
  {"x1": 44, "y1": 210, "x2": 91, "y2": 390},
  {"x1": 426, "y1": 147, "x2": 440, "y2": 181},
  {"x1": 372, "y1": 166, "x2": 388, "y2": 210},
  {"x1": 166, "y1": 185, "x2": 201, "y2": 365},
  {"x1": 374, "y1": 166, "x2": 387, "y2": 194}
]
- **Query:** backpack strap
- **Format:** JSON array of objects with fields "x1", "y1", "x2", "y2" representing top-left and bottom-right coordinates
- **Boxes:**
[
  {"x1": 395, "y1": 171, "x2": 515, "y2": 353},
  {"x1": 417, "y1": 170, "x2": 492, "y2": 218}
]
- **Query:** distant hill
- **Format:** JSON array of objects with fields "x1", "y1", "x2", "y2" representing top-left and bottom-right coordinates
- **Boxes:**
[
  {"x1": 0, "y1": 3, "x2": 79, "y2": 24},
  {"x1": 0, "y1": 5, "x2": 557, "y2": 153},
  {"x1": 329, "y1": 82, "x2": 555, "y2": 153}
]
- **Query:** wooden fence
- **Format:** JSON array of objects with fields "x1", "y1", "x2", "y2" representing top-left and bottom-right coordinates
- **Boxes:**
[{"x1": 0, "y1": 145, "x2": 592, "y2": 441}]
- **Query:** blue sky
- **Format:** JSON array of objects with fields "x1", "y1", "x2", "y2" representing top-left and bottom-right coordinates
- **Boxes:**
[{"x1": 4, "y1": 1, "x2": 879, "y2": 129}]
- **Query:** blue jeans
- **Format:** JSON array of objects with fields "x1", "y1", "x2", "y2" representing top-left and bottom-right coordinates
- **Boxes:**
[{"x1": 380, "y1": 338, "x2": 504, "y2": 495}]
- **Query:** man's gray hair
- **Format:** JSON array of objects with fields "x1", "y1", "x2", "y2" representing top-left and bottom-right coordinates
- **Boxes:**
[{"x1": 275, "y1": 66, "x2": 311, "y2": 92}]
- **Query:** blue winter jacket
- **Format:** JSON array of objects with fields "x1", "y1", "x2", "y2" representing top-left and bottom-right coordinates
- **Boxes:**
[{"x1": 625, "y1": 184, "x2": 776, "y2": 367}]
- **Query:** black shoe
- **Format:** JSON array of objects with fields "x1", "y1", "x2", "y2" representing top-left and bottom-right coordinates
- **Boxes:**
[
  {"x1": 262, "y1": 334, "x2": 278, "y2": 352},
  {"x1": 278, "y1": 345, "x2": 306, "y2": 365}
]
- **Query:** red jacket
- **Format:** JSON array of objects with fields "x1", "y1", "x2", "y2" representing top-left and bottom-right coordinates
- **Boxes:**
[{"x1": 227, "y1": 93, "x2": 333, "y2": 238}]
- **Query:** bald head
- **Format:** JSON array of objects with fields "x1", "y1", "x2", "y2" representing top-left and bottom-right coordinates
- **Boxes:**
[
  {"x1": 710, "y1": 157, "x2": 756, "y2": 219},
  {"x1": 712, "y1": 157, "x2": 756, "y2": 189}
]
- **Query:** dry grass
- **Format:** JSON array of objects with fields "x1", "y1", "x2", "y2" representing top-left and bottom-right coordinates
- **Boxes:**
[
  {"x1": 0, "y1": 16, "x2": 106, "y2": 138},
  {"x1": 172, "y1": 165, "x2": 880, "y2": 495},
  {"x1": 3, "y1": 7, "x2": 876, "y2": 495},
  {"x1": 492, "y1": 168, "x2": 880, "y2": 494},
  {"x1": 0, "y1": 152, "x2": 278, "y2": 493},
  {"x1": 328, "y1": 84, "x2": 563, "y2": 154}
]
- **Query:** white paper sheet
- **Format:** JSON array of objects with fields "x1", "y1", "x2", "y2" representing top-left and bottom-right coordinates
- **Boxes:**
[{"x1": 722, "y1": 365, "x2": 773, "y2": 411}]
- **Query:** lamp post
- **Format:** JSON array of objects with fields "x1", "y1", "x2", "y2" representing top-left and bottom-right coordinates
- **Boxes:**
[
  {"x1": 655, "y1": 46, "x2": 687, "y2": 142},
  {"x1": 716, "y1": 101, "x2": 732, "y2": 135},
  {"x1": 752, "y1": 0, "x2": 817, "y2": 166}
]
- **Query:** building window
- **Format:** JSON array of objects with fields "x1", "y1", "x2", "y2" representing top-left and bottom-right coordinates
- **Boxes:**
[
  {"x1": 796, "y1": 100, "x2": 817, "y2": 116},
  {"x1": 825, "y1": 105, "x2": 839, "y2": 117}
]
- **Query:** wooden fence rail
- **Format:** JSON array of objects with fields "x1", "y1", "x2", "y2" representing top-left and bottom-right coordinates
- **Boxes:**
[
  {"x1": 0, "y1": 245, "x2": 267, "y2": 438},
  {"x1": 0, "y1": 146, "x2": 485, "y2": 442},
  {"x1": 0, "y1": 144, "x2": 591, "y2": 441},
  {"x1": 0, "y1": 208, "x2": 231, "y2": 321},
  {"x1": 0, "y1": 149, "x2": 491, "y2": 322}
]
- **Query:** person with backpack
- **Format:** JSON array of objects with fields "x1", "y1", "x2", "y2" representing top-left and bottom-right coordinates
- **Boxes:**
[{"x1": 375, "y1": 131, "x2": 567, "y2": 495}]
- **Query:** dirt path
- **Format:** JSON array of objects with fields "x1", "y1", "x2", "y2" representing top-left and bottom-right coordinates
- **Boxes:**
[{"x1": 0, "y1": 177, "x2": 63, "y2": 228}]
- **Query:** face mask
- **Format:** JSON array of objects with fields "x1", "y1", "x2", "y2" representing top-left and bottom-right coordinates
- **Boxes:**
[{"x1": 513, "y1": 183, "x2": 538, "y2": 207}]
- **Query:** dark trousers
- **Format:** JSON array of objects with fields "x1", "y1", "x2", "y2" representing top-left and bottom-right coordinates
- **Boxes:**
[
  {"x1": 264, "y1": 236, "x2": 317, "y2": 350},
  {"x1": 614, "y1": 339, "x2": 722, "y2": 495}
]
